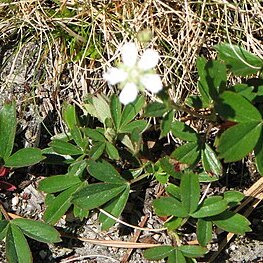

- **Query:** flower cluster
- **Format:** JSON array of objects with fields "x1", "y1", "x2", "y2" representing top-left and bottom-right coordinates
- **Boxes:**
[{"x1": 103, "y1": 42, "x2": 162, "y2": 105}]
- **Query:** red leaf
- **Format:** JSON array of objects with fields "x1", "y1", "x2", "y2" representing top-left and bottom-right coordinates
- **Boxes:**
[
  {"x1": 0, "y1": 181, "x2": 16, "y2": 191},
  {"x1": 0, "y1": 166, "x2": 10, "y2": 177}
]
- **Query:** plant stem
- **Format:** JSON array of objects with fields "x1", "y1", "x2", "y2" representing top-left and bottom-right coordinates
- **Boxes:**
[
  {"x1": 129, "y1": 172, "x2": 152, "y2": 184},
  {"x1": 171, "y1": 101, "x2": 216, "y2": 122}
]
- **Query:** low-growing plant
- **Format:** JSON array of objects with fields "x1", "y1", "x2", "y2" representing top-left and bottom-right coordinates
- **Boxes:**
[{"x1": 1, "y1": 42, "x2": 263, "y2": 262}]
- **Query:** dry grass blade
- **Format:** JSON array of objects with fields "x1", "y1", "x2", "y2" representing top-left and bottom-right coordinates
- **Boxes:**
[{"x1": 60, "y1": 231, "x2": 161, "y2": 249}]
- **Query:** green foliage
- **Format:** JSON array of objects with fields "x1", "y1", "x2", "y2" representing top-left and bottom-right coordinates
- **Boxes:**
[
  {"x1": 1, "y1": 219, "x2": 61, "y2": 263},
  {"x1": 2, "y1": 42, "x2": 263, "y2": 262},
  {"x1": 215, "y1": 43, "x2": 263, "y2": 76}
]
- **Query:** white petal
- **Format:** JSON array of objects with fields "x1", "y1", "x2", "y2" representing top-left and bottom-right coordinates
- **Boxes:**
[
  {"x1": 119, "y1": 82, "x2": 138, "y2": 105},
  {"x1": 121, "y1": 42, "x2": 138, "y2": 67},
  {"x1": 103, "y1": 67, "x2": 128, "y2": 85},
  {"x1": 138, "y1": 49, "x2": 159, "y2": 70},
  {"x1": 141, "y1": 74, "x2": 163, "y2": 93}
]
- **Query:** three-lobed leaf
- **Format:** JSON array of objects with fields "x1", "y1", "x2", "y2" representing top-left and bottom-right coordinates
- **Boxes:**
[
  {"x1": 171, "y1": 121, "x2": 199, "y2": 142},
  {"x1": 171, "y1": 142, "x2": 201, "y2": 166},
  {"x1": 153, "y1": 196, "x2": 188, "y2": 217}
]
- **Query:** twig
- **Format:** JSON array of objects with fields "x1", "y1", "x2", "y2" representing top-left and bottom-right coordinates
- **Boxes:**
[
  {"x1": 0, "y1": 202, "x2": 10, "y2": 220},
  {"x1": 121, "y1": 215, "x2": 149, "y2": 263}
]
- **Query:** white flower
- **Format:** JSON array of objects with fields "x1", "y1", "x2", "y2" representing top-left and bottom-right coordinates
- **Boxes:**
[
  {"x1": 119, "y1": 82, "x2": 138, "y2": 105},
  {"x1": 103, "y1": 42, "x2": 162, "y2": 105}
]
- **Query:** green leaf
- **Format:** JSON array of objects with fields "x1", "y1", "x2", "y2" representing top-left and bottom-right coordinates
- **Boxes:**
[
  {"x1": 5, "y1": 148, "x2": 45, "y2": 168},
  {"x1": 38, "y1": 174, "x2": 83, "y2": 193},
  {"x1": 99, "y1": 185, "x2": 130, "y2": 230},
  {"x1": 6, "y1": 224, "x2": 33, "y2": 263},
  {"x1": 119, "y1": 120, "x2": 147, "y2": 134},
  {"x1": 73, "y1": 205, "x2": 89, "y2": 220},
  {"x1": 218, "y1": 122, "x2": 262, "y2": 162},
  {"x1": 255, "y1": 132, "x2": 263, "y2": 175},
  {"x1": 223, "y1": 191, "x2": 244, "y2": 206},
  {"x1": 120, "y1": 96, "x2": 145, "y2": 127},
  {"x1": 202, "y1": 144, "x2": 222, "y2": 177},
  {"x1": 110, "y1": 94, "x2": 122, "y2": 131},
  {"x1": 232, "y1": 83, "x2": 256, "y2": 101},
  {"x1": 49, "y1": 140, "x2": 83, "y2": 155},
  {"x1": 67, "y1": 160, "x2": 87, "y2": 177},
  {"x1": 87, "y1": 160, "x2": 125, "y2": 183},
  {"x1": 44, "y1": 183, "x2": 83, "y2": 225},
  {"x1": 169, "y1": 250, "x2": 186, "y2": 263},
  {"x1": 12, "y1": 218, "x2": 61, "y2": 243},
  {"x1": 211, "y1": 211, "x2": 251, "y2": 234},
  {"x1": 197, "y1": 57, "x2": 227, "y2": 103},
  {"x1": 62, "y1": 104, "x2": 78, "y2": 130},
  {"x1": 143, "y1": 246, "x2": 175, "y2": 260},
  {"x1": 171, "y1": 121, "x2": 199, "y2": 142},
  {"x1": 159, "y1": 156, "x2": 181, "y2": 179},
  {"x1": 215, "y1": 43, "x2": 263, "y2": 76},
  {"x1": 171, "y1": 142, "x2": 201, "y2": 166},
  {"x1": 166, "y1": 183, "x2": 181, "y2": 200},
  {"x1": 215, "y1": 91, "x2": 262, "y2": 122},
  {"x1": 196, "y1": 57, "x2": 211, "y2": 106},
  {"x1": 83, "y1": 128, "x2": 105, "y2": 142},
  {"x1": 160, "y1": 110, "x2": 174, "y2": 138},
  {"x1": 198, "y1": 172, "x2": 219, "y2": 182},
  {"x1": 164, "y1": 217, "x2": 183, "y2": 231},
  {"x1": 92, "y1": 95, "x2": 111, "y2": 124},
  {"x1": 72, "y1": 183, "x2": 127, "y2": 210},
  {"x1": 71, "y1": 126, "x2": 86, "y2": 149},
  {"x1": 0, "y1": 101, "x2": 16, "y2": 159},
  {"x1": 155, "y1": 172, "x2": 169, "y2": 184},
  {"x1": 197, "y1": 219, "x2": 212, "y2": 246},
  {"x1": 153, "y1": 197, "x2": 188, "y2": 217},
  {"x1": 178, "y1": 245, "x2": 207, "y2": 258},
  {"x1": 186, "y1": 95, "x2": 205, "y2": 109},
  {"x1": 191, "y1": 198, "x2": 228, "y2": 218},
  {"x1": 181, "y1": 173, "x2": 200, "y2": 214},
  {"x1": 144, "y1": 102, "x2": 167, "y2": 117},
  {"x1": 105, "y1": 142, "x2": 120, "y2": 160},
  {"x1": 0, "y1": 220, "x2": 9, "y2": 240},
  {"x1": 90, "y1": 142, "x2": 105, "y2": 160}
]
